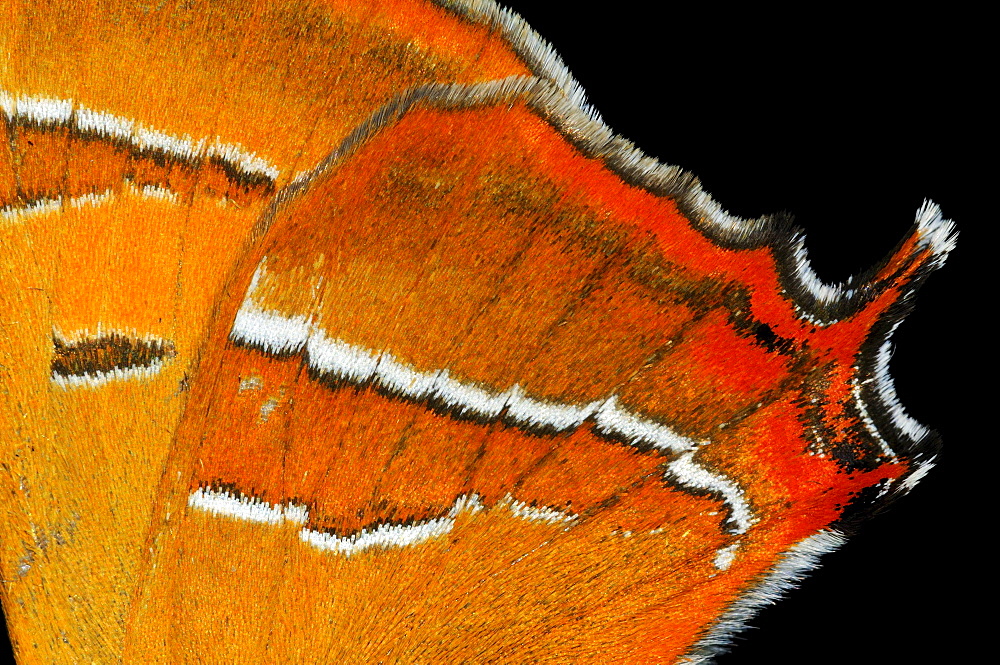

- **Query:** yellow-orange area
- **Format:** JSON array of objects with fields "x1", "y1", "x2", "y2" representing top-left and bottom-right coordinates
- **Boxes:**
[
  {"x1": 0, "y1": 181, "x2": 267, "y2": 661},
  {"x1": 0, "y1": 1, "x2": 536, "y2": 661},
  {"x1": 1, "y1": 0, "x2": 529, "y2": 187}
]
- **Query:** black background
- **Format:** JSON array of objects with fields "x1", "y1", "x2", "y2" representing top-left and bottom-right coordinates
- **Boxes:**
[{"x1": 0, "y1": 3, "x2": 983, "y2": 662}]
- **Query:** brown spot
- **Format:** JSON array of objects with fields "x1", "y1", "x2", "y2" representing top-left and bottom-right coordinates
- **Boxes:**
[{"x1": 52, "y1": 331, "x2": 176, "y2": 379}]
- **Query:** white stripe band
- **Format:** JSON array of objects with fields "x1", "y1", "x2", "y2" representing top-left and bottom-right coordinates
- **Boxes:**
[
  {"x1": 188, "y1": 487, "x2": 310, "y2": 526},
  {"x1": 189, "y1": 490, "x2": 583, "y2": 558},
  {"x1": 0, "y1": 88, "x2": 279, "y2": 180}
]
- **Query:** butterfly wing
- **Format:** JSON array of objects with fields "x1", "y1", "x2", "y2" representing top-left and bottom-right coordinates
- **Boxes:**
[
  {"x1": 0, "y1": 1, "x2": 955, "y2": 663},
  {"x1": 126, "y1": 80, "x2": 953, "y2": 662}
]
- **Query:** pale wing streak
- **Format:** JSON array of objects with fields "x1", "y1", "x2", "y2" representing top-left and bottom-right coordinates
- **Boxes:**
[
  {"x1": 50, "y1": 360, "x2": 167, "y2": 390},
  {"x1": 2, "y1": 184, "x2": 176, "y2": 227},
  {"x1": 189, "y1": 489, "x2": 577, "y2": 558}
]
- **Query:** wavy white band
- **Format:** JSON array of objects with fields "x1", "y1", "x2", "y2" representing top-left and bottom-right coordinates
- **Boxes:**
[{"x1": 188, "y1": 488, "x2": 577, "y2": 558}]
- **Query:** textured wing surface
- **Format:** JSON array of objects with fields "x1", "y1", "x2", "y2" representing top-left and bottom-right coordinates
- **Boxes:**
[
  {"x1": 130, "y1": 83, "x2": 950, "y2": 662},
  {"x1": 0, "y1": 1, "x2": 953, "y2": 663}
]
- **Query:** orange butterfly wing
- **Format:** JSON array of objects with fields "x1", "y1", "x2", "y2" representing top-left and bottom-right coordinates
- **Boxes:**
[
  {"x1": 0, "y1": 1, "x2": 955, "y2": 663},
  {"x1": 129, "y1": 83, "x2": 951, "y2": 661}
]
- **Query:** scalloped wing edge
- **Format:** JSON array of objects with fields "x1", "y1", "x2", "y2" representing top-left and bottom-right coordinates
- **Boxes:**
[{"x1": 429, "y1": 0, "x2": 958, "y2": 486}]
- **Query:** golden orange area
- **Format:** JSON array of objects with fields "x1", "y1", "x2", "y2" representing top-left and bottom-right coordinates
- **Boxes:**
[
  {"x1": 1, "y1": 0, "x2": 529, "y2": 187},
  {"x1": 132, "y1": 501, "x2": 730, "y2": 663}
]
